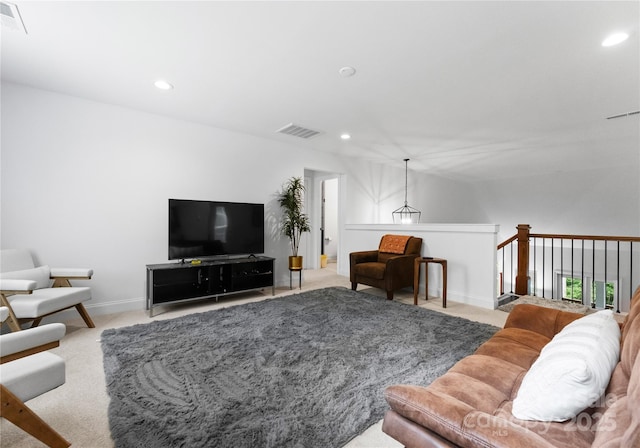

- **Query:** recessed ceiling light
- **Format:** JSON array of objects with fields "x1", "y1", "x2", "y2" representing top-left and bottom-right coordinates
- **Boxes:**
[
  {"x1": 154, "y1": 80, "x2": 173, "y2": 90},
  {"x1": 339, "y1": 66, "x2": 356, "y2": 78},
  {"x1": 340, "y1": 133, "x2": 351, "y2": 140},
  {"x1": 602, "y1": 32, "x2": 629, "y2": 47}
]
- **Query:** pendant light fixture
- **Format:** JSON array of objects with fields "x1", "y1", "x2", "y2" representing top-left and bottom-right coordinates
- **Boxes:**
[{"x1": 392, "y1": 158, "x2": 421, "y2": 224}]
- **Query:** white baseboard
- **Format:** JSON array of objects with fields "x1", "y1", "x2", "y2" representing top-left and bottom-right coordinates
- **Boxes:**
[
  {"x1": 423, "y1": 286, "x2": 496, "y2": 310},
  {"x1": 85, "y1": 297, "x2": 146, "y2": 315}
]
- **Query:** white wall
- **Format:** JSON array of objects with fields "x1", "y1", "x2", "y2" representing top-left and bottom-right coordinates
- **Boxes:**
[
  {"x1": 0, "y1": 83, "x2": 344, "y2": 313},
  {"x1": 1, "y1": 83, "x2": 488, "y2": 316},
  {"x1": 338, "y1": 157, "x2": 487, "y2": 225},
  {"x1": 472, "y1": 167, "x2": 640, "y2": 244},
  {"x1": 474, "y1": 160, "x2": 640, "y2": 309}
]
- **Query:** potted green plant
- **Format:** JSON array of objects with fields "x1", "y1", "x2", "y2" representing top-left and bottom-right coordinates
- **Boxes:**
[{"x1": 278, "y1": 176, "x2": 311, "y2": 270}]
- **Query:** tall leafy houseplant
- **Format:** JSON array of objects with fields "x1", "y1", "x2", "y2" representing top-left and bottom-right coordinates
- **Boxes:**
[{"x1": 278, "y1": 177, "x2": 311, "y2": 269}]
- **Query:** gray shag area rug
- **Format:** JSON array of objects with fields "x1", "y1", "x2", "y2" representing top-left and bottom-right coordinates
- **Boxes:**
[{"x1": 101, "y1": 287, "x2": 498, "y2": 448}]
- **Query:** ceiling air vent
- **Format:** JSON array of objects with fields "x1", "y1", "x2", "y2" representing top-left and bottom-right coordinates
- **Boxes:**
[
  {"x1": 276, "y1": 123, "x2": 321, "y2": 139},
  {"x1": 0, "y1": 1, "x2": 27, "y2": 33}
]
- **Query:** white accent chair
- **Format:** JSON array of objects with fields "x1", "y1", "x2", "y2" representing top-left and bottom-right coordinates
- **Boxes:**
[
  {"x1": 0, "y1": 306, "x2": 70, "y2": 447},
  {"x1": 0, "y1": 249, "x2": 95, "y2": 332}
]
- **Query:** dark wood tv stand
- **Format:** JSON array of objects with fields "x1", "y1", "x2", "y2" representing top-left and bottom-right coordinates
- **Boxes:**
[{"x1": 146, "y1": 256, "x2": 275, "y2": 317}]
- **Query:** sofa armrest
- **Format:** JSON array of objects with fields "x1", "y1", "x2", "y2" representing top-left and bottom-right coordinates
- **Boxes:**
[
  {"x1": 349, "y1": 251, "x2": 379, "y2": 265},
  {"x1": 383, "y1": 254, "x2": 419, "y2": 290},
  {"x1": 350, "y1": 250, "x2": 379, "y2": 282},
  {"x1": 0, "y1": 279, "x2": 37, "y2": 293},
  {"x1": 50, "y1": 267, "x2": 93, "y2": 279},
  {"x1": 503, "y1": 303, "x2": 584, "y2": 339},
  {"x1": 386, "y1": 253, "x2": 419, "y2": 269}
]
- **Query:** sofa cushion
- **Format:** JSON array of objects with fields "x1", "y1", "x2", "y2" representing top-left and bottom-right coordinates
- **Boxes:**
[
  {"x1": 0, "y1": 265, "x2": 51, "y2": 290},
  {"x1": 512, "y1": 310, "x2": 621, "y2": 422},
  {"x1": 620, "y1": 354, "x2": 640, "y2": 446},
  {"x1": 474, "y1": 327, "x2": 551, "y2": 370},
  {"x1": 620, "y1": 286, "x2": 640, "y2": 378},
  {"x1": 503, "y1": 303, "x2": 584, "y2": 340},
  {"x1": 589, "y1": 287, "x2": 640, "y2": 446},
  {"x1": 0, "y1": 351, "x2": 65, "y2": 402}
]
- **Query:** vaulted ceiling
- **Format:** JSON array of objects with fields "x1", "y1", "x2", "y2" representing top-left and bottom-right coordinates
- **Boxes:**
[{"x1": 1, "y1": 1, "x2": 638, "y2": 181}]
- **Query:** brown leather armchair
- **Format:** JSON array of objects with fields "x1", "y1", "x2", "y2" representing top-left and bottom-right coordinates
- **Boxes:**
[{"x1": 350, "y1": 235, "x2": 423, "y2": 300}]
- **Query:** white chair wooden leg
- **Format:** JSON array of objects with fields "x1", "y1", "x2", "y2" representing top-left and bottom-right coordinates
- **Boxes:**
[{"x1": 0, "y1": 384, "x2": 70, "y2": 448}]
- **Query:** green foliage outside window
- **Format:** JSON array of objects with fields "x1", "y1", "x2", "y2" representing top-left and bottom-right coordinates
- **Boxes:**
[{"x1": 564, "y1": 277, "x2": 613, "y2": 308}]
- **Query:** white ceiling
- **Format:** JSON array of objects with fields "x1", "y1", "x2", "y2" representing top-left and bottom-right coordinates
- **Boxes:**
[{"x1": 1, "y1": 1, "x2": 638, "y2": 181}]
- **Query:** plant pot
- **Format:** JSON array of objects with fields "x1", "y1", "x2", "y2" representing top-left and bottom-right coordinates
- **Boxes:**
[
  {"x1": 289, "y1": 255, "x2": 303, "y2": 270},
  {"x1": 320, "y1": 254, "x2": 328, "y2": 268}
]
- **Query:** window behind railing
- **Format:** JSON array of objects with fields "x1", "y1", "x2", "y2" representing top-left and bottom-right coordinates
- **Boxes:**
[{"x1": 498, "y1": 226, "x2": 640, "y2": 313}]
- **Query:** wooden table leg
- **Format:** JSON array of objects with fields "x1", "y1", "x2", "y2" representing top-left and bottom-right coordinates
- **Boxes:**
[
  {"x1": 425, "y1": 263, "x2": 430, "y2": 303},
  {"x1": 442, "y1": 261, "x2": 447, "y2": 308},
  {"x1": 413, "y1": 259, "x2": 420, "y2": 305}
]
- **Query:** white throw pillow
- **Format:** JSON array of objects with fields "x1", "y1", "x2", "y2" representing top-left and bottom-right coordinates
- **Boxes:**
[
  {"x1": 512, "y1": 309, "x2": 620, "y2": 422},
  {"x1": 0, "y1": 265, "x2": 51, "y2": 289}
]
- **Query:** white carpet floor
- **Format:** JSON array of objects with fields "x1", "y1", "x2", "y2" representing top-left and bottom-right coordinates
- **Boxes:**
[{"x1": 1, "y1": 263, "x2": 507, "y2": 448}]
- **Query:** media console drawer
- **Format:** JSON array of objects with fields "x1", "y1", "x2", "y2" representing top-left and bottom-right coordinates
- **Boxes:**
[{"x1": 146, "y1": 256, "x2": 275, "y2": 316}]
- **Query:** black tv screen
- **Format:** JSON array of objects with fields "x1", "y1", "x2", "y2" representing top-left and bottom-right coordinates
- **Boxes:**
[{"x1": 169, "y1": 199, "x2": 265, "y2": 260}]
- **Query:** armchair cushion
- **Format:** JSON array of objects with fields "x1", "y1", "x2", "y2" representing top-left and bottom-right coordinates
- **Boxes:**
[
  {"x1": 0, "y1": 249, "x2": 36, "y2": 272},
  {"x1": 379, "y1": 234, "x2": 412, "y2": 254},
  {"x1": 1, "y1": 352, "x2": 65, "y2": 402},
  {"x1": 5, "y1": 287, "x2": 91, "y2": 319},
  {"x1": 0, "y1": 266, "x2": 51, "y2": 289},
  {"x1": 0, "y1": 309, "x2": 66, "y2": 402},
  {"x1": 356, "y1": 262, "x2": 386, "y2": 280}
]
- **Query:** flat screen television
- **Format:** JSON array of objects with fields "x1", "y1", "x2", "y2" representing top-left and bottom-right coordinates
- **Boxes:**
[{"x1": 168, "y1": 199, "x2": 265, "y2": 260}]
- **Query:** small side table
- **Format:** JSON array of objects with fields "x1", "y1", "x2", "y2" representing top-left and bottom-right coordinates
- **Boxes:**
[
  {"x1": 414, "y1": 257, "x2": 447, "y2": 308},
  {"x1": 289, "y1": 267, "x2": 302, "y2": 290}
]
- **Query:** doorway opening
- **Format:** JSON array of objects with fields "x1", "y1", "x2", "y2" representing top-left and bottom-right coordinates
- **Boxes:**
[{"x1": 303, "y1": 170, "x2": 343, "y2": 272}]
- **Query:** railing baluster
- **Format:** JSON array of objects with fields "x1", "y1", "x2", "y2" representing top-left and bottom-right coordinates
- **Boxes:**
[
  {"x1": 533, "y1": 237, "x2": 537, "y2": 296},
  {"x1": 542, "y1": 238, "x2": 546, "y2": 298},
  {"x1": 592, "y1": 240, "x2": 596, "y2": 308},
  {"x1": 560, "y1": 239, "x2": 564, "y2": 300},
  {"x1": 551, "y1": 238, "x2": 555, "y2": 299},
  {"x1": 617, "y1": 241, "x2": 620, "y2": 313},
  {"x1": 581, "y1": 239, "x2": 585, "y2": 306},
  {"x1": 571, "y1": 239, "x2": 574, "y2": 301},
  {"x1": 501, "y1": 246, "x2": 505, "y2": 295},
  {"x1": 510, "y1": 241, "x2": 514, "y2": 294},
  {"x1": 604, "y1": 240, "x2": 608, "y2": 309}
]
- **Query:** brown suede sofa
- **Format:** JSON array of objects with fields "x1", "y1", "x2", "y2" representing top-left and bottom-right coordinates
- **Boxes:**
[
  {"x1": 350, "y1": 235, "x2": 422, "y2": 300},
  {"x1": 383, "y1": 286, "x2": 640, "y2": 447}
]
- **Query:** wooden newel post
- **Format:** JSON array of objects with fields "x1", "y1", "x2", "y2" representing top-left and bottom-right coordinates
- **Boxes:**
[{"x1": 515, "y1": 224, "x2": 531, "y2": 295}]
